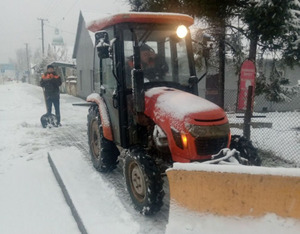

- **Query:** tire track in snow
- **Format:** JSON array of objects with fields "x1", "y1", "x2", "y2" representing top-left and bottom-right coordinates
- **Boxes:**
[{"x1": 51, "y1": 122, "x2": 169, "y2": 234}]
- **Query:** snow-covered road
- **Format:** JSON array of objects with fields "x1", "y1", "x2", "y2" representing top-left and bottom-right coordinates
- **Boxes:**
[
  {"x1": 0, "y1": 83, "x2": 168, "y2": 234},
  {"x1": 1, "y1": 83, "x2": 299, "y2": 234}
]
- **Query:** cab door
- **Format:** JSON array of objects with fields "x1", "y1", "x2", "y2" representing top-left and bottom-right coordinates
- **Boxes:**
[{"x1": 99, "y1": 28, "x2": 121, "y2": 145}]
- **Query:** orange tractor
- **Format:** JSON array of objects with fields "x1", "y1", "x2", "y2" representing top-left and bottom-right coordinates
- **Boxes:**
[{"x1": 86, "y1": 13, "x2": 259, "y2": 215}]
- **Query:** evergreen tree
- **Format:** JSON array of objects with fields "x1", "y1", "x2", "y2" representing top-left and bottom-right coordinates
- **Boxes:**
[{"x1": 241, "y1": 0, "x2": 300, "y2": 64}]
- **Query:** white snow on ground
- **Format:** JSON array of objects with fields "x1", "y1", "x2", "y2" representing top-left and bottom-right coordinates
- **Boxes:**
[
  {"x1": 0, "y1": 83, "x2": 81, "y2": 234},
  {"x1": 49, "y1": 147, "x2": 139, "y2": 234},
  {"x1": 146, "y1": 87, "x2": 220, "y2": 119},
  {"x1": 1, "y1": 82, "x2": 300, "y2": 234},
  {"x1": 0, "y1": 82, "x2": 168, "y2": 234},
  {"x1": 228, "y1": 112, "x2": 300, "y2": 165},
  {"x1": 167, "y1": 203, "x2": 300, "y2": 234}
]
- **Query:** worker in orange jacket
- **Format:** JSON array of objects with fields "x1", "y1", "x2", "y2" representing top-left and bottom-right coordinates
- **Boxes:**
[{"x1": 40, "y1": 65, "x2": 62, "y2": 126}]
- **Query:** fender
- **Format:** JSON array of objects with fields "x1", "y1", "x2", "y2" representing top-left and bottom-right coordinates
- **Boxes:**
[{"x1": 86, "y1": 93, "x2": 114, "y2": 141}]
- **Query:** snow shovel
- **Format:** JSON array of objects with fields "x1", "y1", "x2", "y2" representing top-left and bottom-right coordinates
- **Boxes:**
[{"x1": 40, "y1": 88, "x2": 57, "y2": 128}]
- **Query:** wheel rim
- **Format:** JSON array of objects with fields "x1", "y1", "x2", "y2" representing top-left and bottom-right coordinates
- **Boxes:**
[
  {"x1": 90, "y1": 119, "x2": 100, "y2": 159},
  {"x1": 129, "y1": 162, "x2": 146, "y2": 202}
]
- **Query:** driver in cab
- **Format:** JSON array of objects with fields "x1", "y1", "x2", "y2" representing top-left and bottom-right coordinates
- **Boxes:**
[{"x1": 126, "y1": 44, "x2": 168, "y2": 82}]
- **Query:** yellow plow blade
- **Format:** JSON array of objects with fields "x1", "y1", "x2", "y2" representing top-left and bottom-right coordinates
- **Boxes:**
[{"x1": 167, "y1": 163, "x2": 300, "y2": 219}]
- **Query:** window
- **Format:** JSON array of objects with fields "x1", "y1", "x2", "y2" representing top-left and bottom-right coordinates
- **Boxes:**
[
  {"x1": 102, "y1": 58, "x2": 116, "y2": 90},
  {"x1": 94, "y1": 61, "x2": 101, "y2": 93},
  {"x1": 99, "y1": 27, "x2": 115, "y2": 90},
  {"x1": 123, "y1": 26, "x2": 190, "y2": 87}
]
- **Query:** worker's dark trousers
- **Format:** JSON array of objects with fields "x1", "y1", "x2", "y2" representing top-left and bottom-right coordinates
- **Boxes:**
[{"x1": 46, "y1": 98, "x2": 61, "y2": 124}]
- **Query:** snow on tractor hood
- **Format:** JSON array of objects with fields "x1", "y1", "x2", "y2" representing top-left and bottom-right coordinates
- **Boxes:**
[{"x1": 144, "y1": 87, "x2": 227, "y2": 127}]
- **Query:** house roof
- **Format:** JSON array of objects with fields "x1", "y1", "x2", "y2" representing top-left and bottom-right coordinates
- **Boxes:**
[
  {"x1": 73, "y1": 11, "x2": 108, "y2": 59},
  {"x1": 49, "y1": 61, "x2": 76, "y2": 68},
  {"x1": 72, "y1": 11, "x2": 84, "y2": 59},
  {"x1": 87, "y1": 12, "x2": 194, "y2": 32}
]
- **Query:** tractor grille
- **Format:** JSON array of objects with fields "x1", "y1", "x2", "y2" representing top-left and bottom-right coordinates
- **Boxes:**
[{"x1": 195, "y1": 136, "x2": 229, "y2": 156}]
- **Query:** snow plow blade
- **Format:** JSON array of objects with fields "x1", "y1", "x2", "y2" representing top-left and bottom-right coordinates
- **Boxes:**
[{"x1": 167, "y1": 163, "x2": 300, "y2": 219}]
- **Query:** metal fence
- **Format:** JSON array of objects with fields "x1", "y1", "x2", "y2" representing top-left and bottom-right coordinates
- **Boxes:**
[{"x1": 200, "y1": 89, "x2": 300, "y2": 167}]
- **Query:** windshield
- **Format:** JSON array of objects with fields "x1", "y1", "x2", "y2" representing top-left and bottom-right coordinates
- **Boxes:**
[{"x1": 123, "y1": 26, "x2": 191, "y2": 88}]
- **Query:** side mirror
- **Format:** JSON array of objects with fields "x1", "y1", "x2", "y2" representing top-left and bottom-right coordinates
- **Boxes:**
[{"x1": 95, "y1": 31, "x2": 110, "y2": 59}]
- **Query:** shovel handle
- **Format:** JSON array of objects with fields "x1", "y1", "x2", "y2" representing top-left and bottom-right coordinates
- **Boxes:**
[{"x1": 43, "y1": 88, "x2": 48, "y2": 113}]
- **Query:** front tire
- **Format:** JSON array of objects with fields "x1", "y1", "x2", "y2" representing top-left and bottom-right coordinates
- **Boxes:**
[
  {"x1": 124, "y1": 147, "x2": 164, "y2": 215},
  {"x1": 87, "y1": 105, "x2": 119, "y2": 172}
]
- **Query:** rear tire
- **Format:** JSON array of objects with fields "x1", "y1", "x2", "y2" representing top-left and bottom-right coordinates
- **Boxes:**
[
  {"x1": 87, "y1": 105, "x2": 119, "y2": 172},
  {"x1": 230, "y1": 135, "x2": 261, "y2": 166},
  {"x1": 124, "y1": 147, "x2": 164, "y2": 215}
]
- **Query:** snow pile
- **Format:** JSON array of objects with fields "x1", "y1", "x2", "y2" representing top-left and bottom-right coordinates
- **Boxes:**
[
  {"x1": 166, "y1": 204, "x2": 300, "y2": 234},
  {"x1": 0, "y1": 83, "x2": 84, "y2": 234},
  {"x1": 0, "y1": 83, "x2": 166, "y2": 234},
  {"x1": 146, "y1": 87, "x2": 221, "y2": 119},
  {"x1": 171, "y1": 161, "x2": 300, "y2": 177},
  {"x1": 87, "y1": 92, "x2": 111, "y2": 128},
  {"x1": 87, "y1": 92, "x2": 101, "y2": 101},
  {"x1": 86, "y1": 12, "x2": 194, "y2": 32},
  {"x1": 49, "y1": 147, "x2": 139, "y2": 234},
  {"x1": 0, "y1": 83, "x2": 139, "y2": 234}
]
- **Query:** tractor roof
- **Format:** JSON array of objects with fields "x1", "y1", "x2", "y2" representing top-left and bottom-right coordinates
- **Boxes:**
[{"x1": 87, "y1": 12, "x2": 194, "y2": 32}]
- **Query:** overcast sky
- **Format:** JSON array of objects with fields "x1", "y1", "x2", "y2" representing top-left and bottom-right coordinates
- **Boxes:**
[{"x1": 0, "y1": 0, "x2": 130, "y2": 63}]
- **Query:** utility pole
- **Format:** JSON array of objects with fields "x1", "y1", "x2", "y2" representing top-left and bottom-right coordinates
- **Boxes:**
[
  {"x1": 25, "y1": 43, "x2": 30, "y2": 84},
  {"x1": 37, "y1": 18, "x2": 48, "y2": 56}
]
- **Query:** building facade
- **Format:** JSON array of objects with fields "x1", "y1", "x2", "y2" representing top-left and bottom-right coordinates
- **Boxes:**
[{"x1": 72, "y1": 11, "x2": 100, "y2": 99}]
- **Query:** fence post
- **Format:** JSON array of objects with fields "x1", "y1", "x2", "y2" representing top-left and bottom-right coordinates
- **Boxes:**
[{"x1": 243, "y1": 85, "x2": 253, "y2": 140}]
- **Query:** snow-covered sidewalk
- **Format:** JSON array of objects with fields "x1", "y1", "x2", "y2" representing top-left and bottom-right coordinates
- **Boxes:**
[
  {"x1": 0, "y1": 83, "x2": 140, "y2": 234},
  {"x1": 0, "y1": 83, "x2": 83, "y2": 233},
  {"x1": 0, "y1": 83, "x2": 168, "y2": 234}
]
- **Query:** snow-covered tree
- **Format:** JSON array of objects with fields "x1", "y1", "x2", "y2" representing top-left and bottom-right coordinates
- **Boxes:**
[
  {"x1": 15, "y1": 48, "x2": 29, "y2": 77},
  {"x1": 256, "y1": 59, "x2": 299, "y2": 103},
  {"x1": 241, "y1": 0, "x2": 300, "y2": 63},
  {"x1": 238, "y1": 0, "x2": 300, "y2": 102}
]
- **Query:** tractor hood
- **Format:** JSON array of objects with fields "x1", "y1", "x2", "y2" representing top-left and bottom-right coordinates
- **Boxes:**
[{"x1": 144, "y1": 87, "x2": 227, "y2": 127}]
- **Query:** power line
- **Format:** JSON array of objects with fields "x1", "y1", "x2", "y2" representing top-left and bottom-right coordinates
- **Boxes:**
[
  {"x1": 57, "y1": 0, "x2": 81, "y2": 25},
  {"x1": 45, "y1": 0, "x2": 61, "y2": 19},
  {"x1": 44, "y1": 23, "x2": 76, "y2": 35},
  {"x1": 47, "y1": 0, "x2": 79, "y2": 27}
]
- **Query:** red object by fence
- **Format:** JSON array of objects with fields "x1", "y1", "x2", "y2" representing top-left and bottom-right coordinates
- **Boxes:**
[{"x1": 237, "y1": 60, "x2": 256, "y2": 111}]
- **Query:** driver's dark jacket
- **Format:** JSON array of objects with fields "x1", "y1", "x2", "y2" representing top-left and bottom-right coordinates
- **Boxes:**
[
  {"x1": 126, "y1": 56, "x2": 168, "y2": 84},
  {"x1": 40, "y1": 72, "x2": 62, "y2": 99}
]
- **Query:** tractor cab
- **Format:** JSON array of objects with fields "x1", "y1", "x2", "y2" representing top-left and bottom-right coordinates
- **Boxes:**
[
  {"x1": 86, "y1": 13, "x2": 233, "y2": 215},
  {"x1": 87, "y1": 13, "x2": 201, "y2": 149}
]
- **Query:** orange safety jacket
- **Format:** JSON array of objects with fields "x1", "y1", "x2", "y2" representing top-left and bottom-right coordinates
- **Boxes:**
[
  {"x1": 40, "y1": 72, "x2": 62, "y2": 99},
  {"x1": 42, "y1": 73, "x2": 60, "y2": 79}
]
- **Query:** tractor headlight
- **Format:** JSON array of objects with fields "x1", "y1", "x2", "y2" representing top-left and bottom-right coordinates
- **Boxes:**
[
  {"x1": 171, "y1": 127, "x2": 188, "y2": 149},
  {"x1": 176, "y1": 25, "x2": 188, "y2": 38}
]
